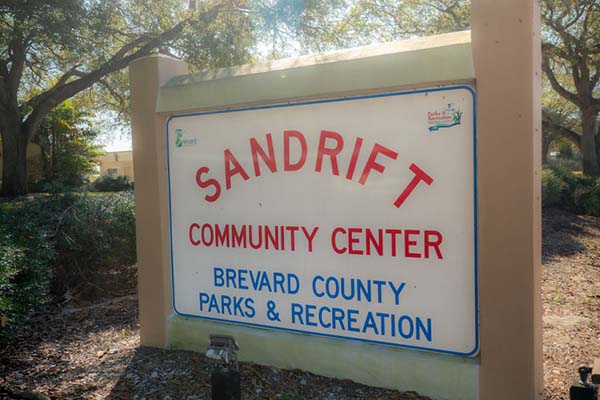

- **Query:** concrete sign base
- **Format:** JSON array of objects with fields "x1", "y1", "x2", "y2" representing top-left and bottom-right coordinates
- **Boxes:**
[{"x1": 168, "y1": 315, "x2": 479, "y2": 400}]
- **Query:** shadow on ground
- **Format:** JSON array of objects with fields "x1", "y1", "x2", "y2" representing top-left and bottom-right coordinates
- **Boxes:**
[
  {"x1": 1, "y1": 292, "x2": 430, "y2": 400},
  {"x1": 0, "y1": 295, "x2": 139, "y2": 400},
  {"x1": 107, "y1": 346, "x2": 430, "y2": 400},
  {"x1": 542, "y1": 208, "x2": 600, "y2": 263}
]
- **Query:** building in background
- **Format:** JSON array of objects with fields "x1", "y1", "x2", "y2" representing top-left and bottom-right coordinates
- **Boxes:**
[{"x1": 96, "y1": 150, "x2": 134, "y2": 181}]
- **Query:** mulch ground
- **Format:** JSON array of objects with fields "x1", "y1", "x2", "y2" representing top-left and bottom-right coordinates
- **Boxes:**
[
  {"x1": 0, "y1": 293, "x2": 429, "y2": 400},
  {"x1": 542, "y1": 208, "x2": 600, "y2": 400},
  {"x1": 0, "y1": 208, "x2": 598, "y2": 400}
]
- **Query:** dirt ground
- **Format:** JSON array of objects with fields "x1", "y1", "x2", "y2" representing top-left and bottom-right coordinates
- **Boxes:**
[
  {"x1": 542, "y1": 209, "x2": 600, "y2": 399},
  {"x1": 0, "y1": 208, "x2": 599, "y2": 400}
]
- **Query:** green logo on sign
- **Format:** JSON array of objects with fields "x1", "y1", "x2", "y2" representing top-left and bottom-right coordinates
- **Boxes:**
[
  {"x1": 175, "y1": 128, "x2": 197, "y2": 147},
  {"x1": 428, "y1": 111, "x2": 463, "y2": 132}
]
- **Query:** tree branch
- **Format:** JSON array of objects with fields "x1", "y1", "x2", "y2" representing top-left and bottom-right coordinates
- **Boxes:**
[
  {"x1": 542, "y1": 54, "x2": 580, "y2": 105},
  {"x1": 21, "y1": 16, "x2": 192, "y2": 139},
  {"x1": 542, "y1": 111, "x2": 581, "y2": 150},
  {"x1": 6, "y1": 36, "x2": 26, "y2": 98},
  {"x1": 55, "y1": 64, "x2": 85, "y2": 87}
]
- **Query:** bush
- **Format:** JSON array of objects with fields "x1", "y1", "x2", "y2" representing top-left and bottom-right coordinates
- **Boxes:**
[
  {"x1": 541, "y1": 168, "x2": 567, "y2": 208},
  {"x1": 29, "y1": 176, "x2": 89, "y2": 193},
  {"x1": 52, "y1": 192, "x2": 137, "y2": 294},
  {"x1": 0, "y1": 192, "x2": 136, "y2": 340},
  {"x1": 91, "y1": 175, "x2": 133, "y2": 192},
  {"x1": 576, "y1": 182, "x2": 600, "y2": 216},
  {"x1": 0, "y1": 194, "x2": 69, "y2": 339},
  {"x1": 541, "y1": 166, "x2": 600, "y2": 215}
]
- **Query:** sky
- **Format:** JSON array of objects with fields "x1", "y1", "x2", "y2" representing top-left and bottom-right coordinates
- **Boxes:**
[
  {"x1": 103, "y1": 134, "x2": 132, "y2": 152},
  {"x1": 93, "y1": 111, "x2": 132, "y2": 152}
]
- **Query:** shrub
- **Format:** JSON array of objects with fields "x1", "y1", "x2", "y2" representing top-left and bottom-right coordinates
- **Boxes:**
[
  {"x1": 29, "y1": 177, "x2": 89, "y2": 193},
  {"x1": 0, "y1": 192, "x2": 136, "y2": 340},
  {"x1": 541, "y1": 166, "x2": 600, "y2": 215},
  {"x1": 541, "y1": 168, "x2": 567, "y2": 208},
  {"x1": 91, "y1": 175, "x2": 133, "y2": 192},
  {"x1": 575, "y1": 181, "x2": 600, "y2": 217},
  {"x1": 52, "y1": 192, "x2": 137, "y2": 294},
  {"x1": 0, "y1": 195, "x2": 68, "y2": 339}
]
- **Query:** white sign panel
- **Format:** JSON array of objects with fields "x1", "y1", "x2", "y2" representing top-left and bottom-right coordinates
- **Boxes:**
[{"x1": 167, "y1": 86, "x2": 478, "y2": 356}]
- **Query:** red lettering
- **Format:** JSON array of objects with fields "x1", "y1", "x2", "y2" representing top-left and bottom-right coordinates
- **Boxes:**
[
  {"x1": 315, "y1": 130, "x2": 344, "y2": 175},
  {"x1": 195, "y1": 166, "x2": 221, "y2": 202},
  {"x1": 250, "y1": 134, "x2": 277, "y2": 176},
  {"x1": 215, "y1": 224, "x2": 230, "y2": 247},
  {"x1": 365, "y1": 228, "x2": 383, "y2": 256},
  {"x1": 248, "y1": 224, "x2": 262, "y2": 249},
  {"x1": 201, "y1": 224, "x2": 214, "y2": 246},
  {"x1": 224, "y1": 149, "x2": 250, "y2": 190},
  {"x1": 286, "y1": 226, "x2": 299, "y2": 251},
  {"x1": 284, "y1": 130, "x2": 307, "y2": 171},
  {"x1": 404, "y1": 229, "x2": 421, "y2": 258},
  {"x1": 424, "y1": 230, "x2": 443, "y2": 259},
  {"x1": 347, "y1": 227, "x2": 363, "y2": 255},
  {"x1": 264, "y1": 225, "x2": 279, "y2": 250},
  {"x1": 301, "y1": 226, "x2": 319, "y2": 253},
  {"x1": 358, "y1": 143, "x2": 398, "y2": 185},
  {"x1": 346, "y1": 137, "x2": 364, "y2": 180},
  {"x1": 331, "y1": 227, "x2": 346, "y2": 254},
  {"x1": 393, "y1": 163, "x2": 434, "y2": 208},
  {"x1": 189, "y1": 223, "x2": 201, "y2": 246},
  {"x1": 385, "y1": 229, "x2": 402, "y2": 257},
  {"x1": 231, "y1": 225, "x2": 247, "y2": 248}
]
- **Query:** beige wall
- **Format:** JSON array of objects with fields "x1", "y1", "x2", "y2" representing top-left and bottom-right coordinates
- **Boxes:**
[
  {"x1": 97, "y1": 151, "x2": 134, "y2": 180},
  {"x1": 472, "y1": 1, "x2": 543, "y2": 399},
  {"x1": 130, "y1": 56, "x2": 189, "y2": 348}
]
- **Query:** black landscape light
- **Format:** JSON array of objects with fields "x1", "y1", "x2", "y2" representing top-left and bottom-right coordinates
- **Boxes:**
[
  {"x1": 569, "y1": 366, "x2": 598, "y2": 400},
  {"x1": 206, "y1": 334, "x2": 241, "y2": 400}
]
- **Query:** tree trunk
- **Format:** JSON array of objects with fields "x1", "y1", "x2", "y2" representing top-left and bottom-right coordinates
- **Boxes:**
[
  {"x1": 1, "y1": 123, "x2": 30, "y2": 197},
  {"x1": 581, "y1": 110, "x2": 600, "y2": 177}
]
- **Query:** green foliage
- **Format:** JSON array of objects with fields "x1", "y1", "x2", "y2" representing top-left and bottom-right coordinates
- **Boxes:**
[
  {"x1": 181, "y1": 0, "x2": 255, "y2": 70},
  {"x1": 542, "y1": 166, "x2": 600, "y2": 215},
  {"x1": 541, "y1": 0, "x2": 600, "y2": 176},
  {"x1": 542, "y1": 168, "x2": 567, "y2": 208},
  {"x1": 575, "y1": 180, "x2": 600, "y2": 217},
  {"x1": 0, "y1": 0, "x2": 257, "y2": 196},
  {"x1": 91, "y1": 175, "x2": 133, "y2": 192},
  {"x1": 52, "y1": 193, "x2": 137, "y2": 294},
  {"x1": 0, "y1": 193, "x2": 136, "y2": 340},
  {"x1": 29, "y1": 100, "x2": 103, "y2": 189},
  {"x1": 0, "y1": 195, "x2": 67, "y2": 339},
  {"x1": 42, "y1": 106, "x2": 101, "y2": 180},
  {"x1": 244, "y1": 0, "x2": 471, "y2": 59}
]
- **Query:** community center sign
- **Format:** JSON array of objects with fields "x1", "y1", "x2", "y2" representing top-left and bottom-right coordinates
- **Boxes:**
[{"x1": 166, "y1": 85, "x2": 478, "y2": 356}]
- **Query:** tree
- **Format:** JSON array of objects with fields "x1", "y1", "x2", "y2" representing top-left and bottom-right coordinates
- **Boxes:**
[
  {"x1": 541, "y1": 86, "x2": 581, "y2": 164},
  {"x1": 541, "y1": 0, "x2": 600, "y2": 176},
  {"x1": 33, "y1": 100, "x2": 103, "y2": 187},
  {"x1": 0, "y1": 0, "x2": 252, "y2": 197}
]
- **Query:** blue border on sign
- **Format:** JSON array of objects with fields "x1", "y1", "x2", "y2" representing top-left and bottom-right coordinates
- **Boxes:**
[{"x1": 165, "y1": 85, "x2": 479, "y2": 357}]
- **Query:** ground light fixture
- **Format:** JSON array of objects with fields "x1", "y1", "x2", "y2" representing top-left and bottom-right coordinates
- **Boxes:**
[
  {"x1": 569, "y1": 366, "x2": 598, "y2": 400},
  {"x1": 206, "y1": 334, "x2": 241, "y2": 400}
]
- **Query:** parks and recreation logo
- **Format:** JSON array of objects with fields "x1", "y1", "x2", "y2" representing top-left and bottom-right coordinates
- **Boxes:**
[
  {"x1": 175, "y1": 128, "x2": 197, "y2": 148},
  {"x1": 427, "y1": 104, "x2": 463, "y2": 132}
]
